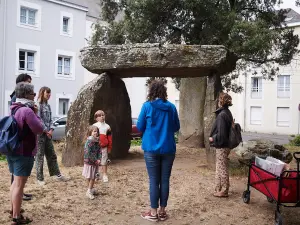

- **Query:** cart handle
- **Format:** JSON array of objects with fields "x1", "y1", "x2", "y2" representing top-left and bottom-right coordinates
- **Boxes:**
[{"x1": 293, "y1": 152, "x2": 300, "y2": 161}]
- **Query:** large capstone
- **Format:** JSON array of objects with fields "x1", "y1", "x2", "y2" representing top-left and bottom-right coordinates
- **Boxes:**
[
  {"x1": 80, "y1": 44, "x2": 237, "y2": 77},
  {"x1": 62, "y1": 73, "x2": 131, "y2": 167}
]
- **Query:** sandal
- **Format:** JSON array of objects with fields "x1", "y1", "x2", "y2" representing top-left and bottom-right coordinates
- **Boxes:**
[
  {"x1": 6, "y1": 209, "x2": 25, "y2": 218},
  {"x1": 213, "y1": 191, "x2": 229, "y2": 198},
  {"x1": 158, "y1": 211, "x2": 168, "y2": 221},
  {"x1": 11, "y1": 215, "x2": 32, "y2": 225}
]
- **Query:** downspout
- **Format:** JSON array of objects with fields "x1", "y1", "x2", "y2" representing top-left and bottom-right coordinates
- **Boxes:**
[
  {"x1": 243, "y1": 72, "x2": 247, "y2": 132},
  {"x1": 1, "y1": 0, "x2": 7, "y2": 117}
]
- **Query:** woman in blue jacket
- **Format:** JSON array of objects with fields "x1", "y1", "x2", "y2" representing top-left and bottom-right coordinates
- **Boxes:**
[{"x1": 137, "y1": 80, "x2": 180, "y2": 222}]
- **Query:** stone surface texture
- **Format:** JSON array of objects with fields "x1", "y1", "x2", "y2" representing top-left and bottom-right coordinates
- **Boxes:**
[
  {"x1": 178, "y1": 77, "x2": 207, "y2": 148},
  {"x1": 80, "y1": 44, "x2": 237, "y2": 77},
  {"x1": 62, "y1": 73, "x2": 131, "y2": 167},
  {"x1": 203, "y1": 75, "x2": 222, "y2": 168},
  {"x1": 235, "y1": 139, "x2": 293, "y2": 164}
]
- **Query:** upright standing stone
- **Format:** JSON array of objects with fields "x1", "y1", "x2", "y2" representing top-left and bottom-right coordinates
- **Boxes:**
[
  {"x1": 203, "y1": 74, "x2": 222, "y2": 168},
  {"x1": 62, "y1": 73, "x2": 131, "y2": 167},
  {"x1": 179, "y1": 77, "x2": 207, "y2": 148}
]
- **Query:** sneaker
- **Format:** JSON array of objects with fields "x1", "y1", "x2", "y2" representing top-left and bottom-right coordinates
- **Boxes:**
[
  {"x1": 22, "y1": 194, "x2": 32, "y2": 201},
  {"x1": 37, "y1": 180, "x2": 45, "y2": 186},
  {"x1": 102, "y1": 174, "x2": 109, "y2": 183},
  {"x1": 141, "y1": 211, "x2": 158, "y2": 222},
  {"x1": 86, "y1": 190, "x2": 95, "y2": 200},
  {"x1": 158, "y1": 211, "x2": 168, "y2": 221},
  {"x1": 56, "y1": 175, "x2": 70, "y2": 182}
]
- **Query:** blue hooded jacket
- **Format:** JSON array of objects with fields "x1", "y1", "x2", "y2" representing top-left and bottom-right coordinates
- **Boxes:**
[{"x1": 137, "y1": 99, "x2": 180, "y2": 154}]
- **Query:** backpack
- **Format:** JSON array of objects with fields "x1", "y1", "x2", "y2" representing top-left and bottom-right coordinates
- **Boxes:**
[
  {"x1": 0, "y1": 107, "x2": 23, "y2": 155},
  {"x1": 228, "y1": 120, "x2": 243, "y2": 149}
]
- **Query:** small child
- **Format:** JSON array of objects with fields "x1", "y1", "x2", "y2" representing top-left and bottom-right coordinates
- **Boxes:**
[
  {"x1": 82, "y1": 125, "x2": 101, "y2": 200},
  {"x1": 93, "y1": 110, "x2": 112, "y2": 183}
]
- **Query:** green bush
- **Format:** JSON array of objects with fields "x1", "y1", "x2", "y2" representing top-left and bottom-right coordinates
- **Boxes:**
[{"x1": 290, "y1": 135, "x2": 300, "y2": 146}]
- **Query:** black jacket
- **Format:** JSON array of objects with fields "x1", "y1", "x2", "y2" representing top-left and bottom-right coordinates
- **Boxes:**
[{"x1": 210, "y1": 107, "x2": 233, "y2": 148}]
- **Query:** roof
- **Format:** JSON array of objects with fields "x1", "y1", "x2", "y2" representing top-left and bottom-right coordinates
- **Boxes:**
[
  {"x1": 284, "y1": 8, "x2": 300, "y2": 24},
  {"x1": 56, "y1": 0, "x2": 88, "y2": 8},
  {"x1": 49, "y1": 0, "x2": 100, "y2": 18},
  {"x1": 84, "y1": 0, "x2": 101, "y2": 18}
]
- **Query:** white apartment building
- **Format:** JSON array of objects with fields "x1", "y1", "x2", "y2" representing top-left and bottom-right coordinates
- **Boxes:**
[{"x1": 230, "y1": 9, "x2": 300, "y2": 135}]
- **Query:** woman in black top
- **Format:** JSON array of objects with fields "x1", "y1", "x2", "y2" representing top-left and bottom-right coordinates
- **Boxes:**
[{"x1": 209, "y1": 92, "x2": 233, "y2": 197}]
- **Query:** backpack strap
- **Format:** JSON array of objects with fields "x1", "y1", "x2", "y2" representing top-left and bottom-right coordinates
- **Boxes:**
[{"x1": 11, "y1": 106, "x2": 24, "y2": 116}]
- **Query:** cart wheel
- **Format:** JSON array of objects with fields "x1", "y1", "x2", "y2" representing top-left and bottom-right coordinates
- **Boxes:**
[
  {"x1": 242, "y1": 190, "x2": 250, "y2": 204},
  {"x1": 267, "y1": 196, "x2": 274, "y2": 203},
  {"x1": 275, "y1": 210, "x2": 283, "y2": 225}
]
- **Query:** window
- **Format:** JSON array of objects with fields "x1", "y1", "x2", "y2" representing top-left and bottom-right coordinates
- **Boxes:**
[
  {"x1": 17, "y1": 1, "x2": 41, "y2": 31},
  {"x1": 63, "y1": 17, "x2": 69, "y2": 33},
  {"x1": 250, "y1": 106, "x2": 262, "y2": 125},
  {"x1": 277, "y1": 107, "x2": 290, "y2": 127},
  {"x1": 60, "y1": 11, "x2": 73, "y2": 37},
  {"x1": 19, "y1": 50, "x2": 35, "y2": 72},
  {"x1": 59, "y1": 99, "x2": 70, "y2": 115},
  {"x1": 55, "y1": 50, "x2": 76, "y2": 80},
  {"x1": 277, "y1": 75, "x2": 290, "y2": 98},
  {"x1": 20, "y1": 7, "x2": 36, "y2": 25},
  {"x1": 57, "y1": 56, "x2": 71, "y2": 76},
  {"x1": 16, "y1": 43, "x2": 40, "y2": 77},
  {"x1": 251, "y1": 77, "x2": 262, "y2": 99}
]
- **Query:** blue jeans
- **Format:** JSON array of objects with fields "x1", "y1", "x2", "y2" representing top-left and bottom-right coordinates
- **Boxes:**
[{"x1": 144, "y1": 151, "x2": 175, "y2": 209}]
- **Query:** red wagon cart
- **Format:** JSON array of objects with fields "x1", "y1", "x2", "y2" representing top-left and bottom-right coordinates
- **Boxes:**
[{"x1": 242, "y1": 152, "x2": 300, "y2": 225}]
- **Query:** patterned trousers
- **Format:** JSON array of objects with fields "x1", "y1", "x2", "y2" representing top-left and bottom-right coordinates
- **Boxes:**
[
  {"x1": 215, "y1": 148, "x2": 231, "y2": 194},
  {"x1": 36, "y1": 134, "x2": 60, "y2": 181}
]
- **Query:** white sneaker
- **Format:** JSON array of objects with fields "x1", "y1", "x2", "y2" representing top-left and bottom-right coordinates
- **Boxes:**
[
  {"x1": 56, "y1": 175, "x2": 70, "y2": 182},
  {"x1": 102, "y1": 174, "x2": 109, "y2": 183},
  {"x1": 37, "y1": 180, "x2": 45, "y2": 186},
  {"x1": 86, "y1": 190, "x2": 95, "y2": 200}
]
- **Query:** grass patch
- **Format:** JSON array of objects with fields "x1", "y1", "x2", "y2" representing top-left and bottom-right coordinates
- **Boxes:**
[
  {"x1": 131, "y1": 138, "x2": 142, "y2": 146},
  {"x1": 229, "y1": 161, "x2": 249, "y2": 177},
  {"x1": 0, "y1": 154, "x2": 6, "y2": 161},
  {"x1": 284, "y1": 145, "x2": 300, "y2": 153}
]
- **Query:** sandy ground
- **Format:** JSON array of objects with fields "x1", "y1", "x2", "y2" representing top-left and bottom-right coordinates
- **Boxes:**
[{"x1": 1, "y1": 144, "x2": 300, "y2": 225}]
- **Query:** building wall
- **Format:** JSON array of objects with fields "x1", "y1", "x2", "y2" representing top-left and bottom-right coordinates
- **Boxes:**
[
  {"x1": 2, "y1": 0, "x2": 87, "y2": 117},
  {"x1": 230, "y1": 26, "x2": 300, "y2": 135},
  {"x1": 0, "y1": 0, "x2": 8, "y2": 117}
]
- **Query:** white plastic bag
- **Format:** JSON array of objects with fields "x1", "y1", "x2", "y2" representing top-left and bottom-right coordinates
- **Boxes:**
[{"x1": 255, "y1": 156, "x2": 285, "y2": 176}]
